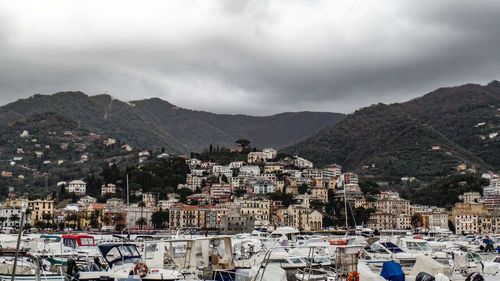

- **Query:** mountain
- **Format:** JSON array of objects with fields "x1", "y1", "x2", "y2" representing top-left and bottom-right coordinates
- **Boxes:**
[
  {"x1": 285, "y1": 81, "x2": 500, "y2": 180},
  {"x1": 0, "y1": 92, "x2": 345, "y2": 153},
  {"x1": 0, "y1": 112, "x2": 137, "y2": 197}
]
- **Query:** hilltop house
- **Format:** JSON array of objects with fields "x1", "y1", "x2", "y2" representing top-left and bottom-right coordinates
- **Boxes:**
[{"x1": 67, "y1": 180, "x2": 87, "y2": 196}]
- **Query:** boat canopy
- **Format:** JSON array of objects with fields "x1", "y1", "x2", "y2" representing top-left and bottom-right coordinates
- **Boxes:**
[
  {"x1": 98, "y1": 243, "x2": 141, "y2": 268},
  {"x1": 62, "y1": 234, "x2": 95, "y2": 247}
]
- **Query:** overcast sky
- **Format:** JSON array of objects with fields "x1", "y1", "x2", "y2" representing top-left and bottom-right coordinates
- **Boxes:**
[{"x1": 0, "y1": 1, "x2": 500, "y2": 115}]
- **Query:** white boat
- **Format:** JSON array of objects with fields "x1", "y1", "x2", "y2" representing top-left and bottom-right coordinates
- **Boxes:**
[
  {"x1": 69, "y1": 243, "x2": 183, "y2": 281},
  {"x1": 0, "y1": 251, "x2": 65, "y2": 281}
]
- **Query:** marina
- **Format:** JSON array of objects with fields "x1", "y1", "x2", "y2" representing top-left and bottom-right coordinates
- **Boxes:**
[{"x1": 0, "y1": 228, "x2": 498, "y2": 281}]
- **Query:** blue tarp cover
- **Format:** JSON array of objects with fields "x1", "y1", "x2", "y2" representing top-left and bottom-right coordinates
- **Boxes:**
[
  {"x1": 483, "y1": 239, "x2": 494, "y2": 244},
  {"x1": 381, "y1": 261, "x2": 405, "y2": 281}
]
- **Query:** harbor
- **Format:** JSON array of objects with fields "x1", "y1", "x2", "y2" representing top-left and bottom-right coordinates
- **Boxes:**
[{"x1": 0, "y1": 228, "x2": 499, "y2": 281}]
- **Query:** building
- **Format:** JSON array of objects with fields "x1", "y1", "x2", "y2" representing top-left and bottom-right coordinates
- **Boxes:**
[
  {"x1": 28, "y1": 198, "x2": 54, "y2": 224},
  {"x1": 101, "y1": 183, "x2": 117, "y2": 196},
  {"x1": 240, "y1": 166, "x2": 261, "y2": 176},
  {"x1": 293, "y1": 156, "x2": 313, "y2": 169},
  {"x1": 220, "y1": 211, "x2": 255, "y2": 234},
  {"x1": 264, "y1": 163, "x2": 283, "y2": 174},
  {"x1": 236, "y1": 199, "x2": 270, "y2": 227},
  {"x1": 276, "y1": 205, "x2": 323, "y2": 231},
  {"x1": 451, "y1": 202, "x2": 489, "y2": 234},
  {"x1": 78, "y1": 196, "x2": 97, "y2": 206},
  {"x1": 169, "y1": 204, "x2": 217, "y2": 229},
  {"x1": 463, "y1": 192, "x2": 481, "y2": 203},
  {"x1": 253, "y1": 181, "x2": 277, "y2": 194},
  {"x1": 262, "y1": 148, "x2": 277, "y2": 160},
  {"x1": 247, "y1": 152, "x2": 267, "y2": 164},
  {"x1": 368, "y1": 212, "x2": 411, "y2": 230},
  {"x1": 67, "y1": 180, "x2": 86, "y2": 196},
  {"x1": 374, "y1": 196, "x2": 411, "y2": 215},
  {"x1": 142, "y1": 192, "x2": 157, "y2": 209},
  {"x1": 310, "y1": 186, "x2": 328, "y2": 203},
  {"x1": 368, "y1": 194, "x2": 412, "y2": 230},
  {"x1": 157, "y1": 198, "x2": 179, "y2": 211},
  {"x1": 212, "y1": 165, "x2": 233, "y2": 178},
  {"x1": 325, "y1": 164, "x2": 342, "y2": 177},
  {"x1": 0, "y1": 207, "x2": 31, "y2": 228}
]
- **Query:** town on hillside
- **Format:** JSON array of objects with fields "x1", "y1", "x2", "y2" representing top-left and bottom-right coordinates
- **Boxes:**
[{"x1": 1, "y1": 139, "x2": 499, "y2": 235}]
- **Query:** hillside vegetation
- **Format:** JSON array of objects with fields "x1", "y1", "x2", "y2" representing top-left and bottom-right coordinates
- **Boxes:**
[
  {"x1": 0, "y1": 92, "x2": 344, "y2": 153},
  {"x1": 285, "y1": 81, "x2": 500, "y2": 180}
]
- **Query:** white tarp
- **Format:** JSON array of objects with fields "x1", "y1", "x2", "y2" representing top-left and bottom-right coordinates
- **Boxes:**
[
  {"x1": 250, "y1": 264, "x2": 287, "y2": 281},
  {"x1": 358, "y1": 262, "x2": 386, "y2": 281},
  {"x1": 0, "y1": 264, "x2": 33, "y2": 275},
  {"x1": 409, "y1": 255, "x2": 452, "y2": 277}
]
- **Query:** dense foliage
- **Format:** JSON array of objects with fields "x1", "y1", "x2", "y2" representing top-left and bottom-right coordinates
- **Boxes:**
[
  {"x1": 286, "y1": 82, "x2": 500, "y2": 180},
  {"x1": 0, "y1": 92, "x2": 344, "y2": 153},
  {"x1": 399, "y1": 173, "x2": 489, "y2": 208}
]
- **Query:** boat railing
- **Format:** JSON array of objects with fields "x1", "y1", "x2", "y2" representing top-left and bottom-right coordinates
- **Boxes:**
[
  {"x1": 250, "y1": 245, "x2": 327, "y2": 281},
  {"x1": 0, "y1": 251, "x2": 42, "y2": 281}
]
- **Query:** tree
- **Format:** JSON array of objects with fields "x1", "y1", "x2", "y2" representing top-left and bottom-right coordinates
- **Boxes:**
[
  {"x1": 151, "y1": 211, "x2": 169, "y2": 229},
  {"x1": 66, "y1": 213, "x2": 78, "y2": 228},
  {"x1": 138, "y1": 201, "x2": 146, "y2": 221},
  {"x1": 448, "y1": 220, "x2": 455, "y2": 233},
  {"x1": 411, "y1": 213, "x2": 424, "y2": 228},
  {"x1": 176, "y1": 188, "x2": 194, "y2": 203},
  {"x1": 0, "y1": 217, "x2": 6, "y2": 231},
  {"x1": 298, "y1": 184, "x2": 309, "y2": 195},
  {"x1": 90, "y1": 210, "x2": 101, "y2": 229},
  {"x1": 42, "y1": 213, "x2": 52, "y2": 222},
  {"x1": 9, "y1": 214, "x2": 20, "y2": 228},
  {"x1": 234, "y1": 188, "x2": 247, "y2": 198},
  {"x1": 103, "y1": 216, "x2": 110, "y2": 225},
  {"x1": 235, "y1": 139, "x2": 250, "y2": 149},
  {"x1": 35, "y1": 221, "x2": 46, "y2": 230},
  {"x1": 136, "y1": 217, "x2": 147, "y2": 229},
  {"x1": 268, "y1": 192, "x2": 294, "y2": 207}
]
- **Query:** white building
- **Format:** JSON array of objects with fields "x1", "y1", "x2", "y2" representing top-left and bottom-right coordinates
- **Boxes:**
[
  {"x1": 229, "y1": 161, "x2": 245, "y2": 169},
  {"x1": 262, "y1": 148, "x2": 277, "y2": 159},
  {"x1": 240, "y1": 166, "x2": 261, "y2": 176},
  {"x1": 0, "y1": 207, "x2": 31, "y2": 228},
  {"x1": 67, "y1": 180, "x2": 87, "y2": 196},
  {"x1": 101, "y1": 183, "x2": 117, "y2": 196},
  {"x1": 212, "y1": 165, "x2": 233, "y2": 178},
  {"x1": 77, "y1": 196, "x2": 97, "y2": 206},
  {"x1": 253, "y1": 181, "x2": 277, "y2": 194},
  {"x1": 293, "y1": 156, "x2": 313, "y2": 169}
]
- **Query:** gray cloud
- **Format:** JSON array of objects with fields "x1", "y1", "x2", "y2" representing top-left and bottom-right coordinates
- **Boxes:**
[{"x1": 0, "y1": 1, "x2": 500, "y2": 115}]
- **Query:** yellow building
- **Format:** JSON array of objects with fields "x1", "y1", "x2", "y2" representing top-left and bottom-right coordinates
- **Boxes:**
[
  {"x1": 276, "y1": 205, "x2": 323, "y2": 231},
  {"x1": 264, "y1": 163, "x2": 283, "y2": 174},
  {"x1": 77, "y1": 204, "x2": 104, "y2": 229},
  {"x1": 236, "y1": 199, "x2": 270, "y2": 226},
  {"x1": 452, "y1": 202, "x2": 489, "y2": 234},
  {"x1": 310, "y1": 186, "x2": 328, "y2": 203},
  {"x1": 169, "y1": 204, "x2": 217, "y2": 229},
  {"x1": 28, "y1": 198, "x2": 54, "y2": 223}
]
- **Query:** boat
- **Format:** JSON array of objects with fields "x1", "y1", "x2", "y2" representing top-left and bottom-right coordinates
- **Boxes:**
[
  {"x1": 68, "y1": 243, "x2": 183, "y2": 281},
  {"x1": 0, "y1": 251, "x2": 65, "y2": 281}
]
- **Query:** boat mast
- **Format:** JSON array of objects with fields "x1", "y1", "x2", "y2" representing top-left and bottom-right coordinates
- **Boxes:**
[
  {"x1": 11, "y1": 201, "x2": 27, "y2": 281},
  {"x1": 343, "y1": 175, "x2": 348, "y2": 237},
  {"x1": 127, "y1": 174, "x2": 130, "y2": 239}
]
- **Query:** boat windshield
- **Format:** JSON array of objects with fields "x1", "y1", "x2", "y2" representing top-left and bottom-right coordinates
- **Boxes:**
[
  {"x1": 381, "y1": 242, "x2": 404, "y2": 253},
  {"x1": 366, "y1": 244, "x2": 389, "y2": 254},
  {"x1": 406, "y1": 241, "x2": 431, "y2": 251},
  {"x1": 80, "y1": 237, "x2": 94, "y2": 246},
  {"x1": 493, "y1": 256, "x2": 500, "y2": 263},
  {"x1": 63, "y1": 238, "x2": 77, "y2": 248}
]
